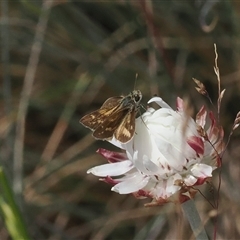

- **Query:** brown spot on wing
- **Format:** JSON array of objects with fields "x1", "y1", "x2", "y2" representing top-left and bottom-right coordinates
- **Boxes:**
[
  {"x1": 93, "y1": 108, "x2": 129, "y2": 140},
  {"x1": 114, "y1": 109, "x2": 136, "y2": 143}
]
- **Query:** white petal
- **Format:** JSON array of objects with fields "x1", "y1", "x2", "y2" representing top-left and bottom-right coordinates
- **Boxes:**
[
  {"x1": 109, "y1": 136, "x2": 133, "y2": 149},
  {"x1": 142, "y1": 155, "x2": 159, "y2": 172},
  {"x1": 165, "y1": 184, "x2": 181, "y2": 197},
  {"x1": 191, "y1": 163, "x2": 213, "y2": 178},
  {"x1": 147, "y1": 175, "x2": 181, "y2": 199},
  {"x1": 184, "y1": 175, "x2": 198, "y2": 186},
  {"x1": 87, "y1": 160, "x2": 133, "y2": 177},
  {"x1": 165, "y1": 174, "x2": 182, "y2": 195},
  {"x1": 134, "y1": 154, "x2": 159, "y2": 175},
  {"x1": 148, "y1": 97, "x2": 172, "y2": 109},
  {"x1": 112, "y1": 174, "x2": 149, "y2": 194}
]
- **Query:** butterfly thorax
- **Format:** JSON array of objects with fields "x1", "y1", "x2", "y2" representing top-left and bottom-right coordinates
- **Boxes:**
[{"x1": 121, "y1": 90, "x2": 142, "y2": 110}]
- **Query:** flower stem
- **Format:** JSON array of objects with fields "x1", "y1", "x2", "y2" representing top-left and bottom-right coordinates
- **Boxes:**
[
  {"x1": 0, "y1": 167, "x2": 30, "y2": 240},
  {"x1": 182, "y1": 199, "x2": 209, "y2": 240}
]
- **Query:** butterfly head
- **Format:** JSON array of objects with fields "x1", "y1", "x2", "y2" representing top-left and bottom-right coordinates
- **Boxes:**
[{"x1": 131, "y1": 90, "x2": 142, "y2": 104}]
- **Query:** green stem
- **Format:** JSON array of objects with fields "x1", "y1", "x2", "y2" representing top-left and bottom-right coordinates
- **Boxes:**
[
  {"x1": 182, "y1": 199, "x2": 209, "y2": 240},
  {"x1": 0, "y1": 167, "x2": 30, "y2": 240}
]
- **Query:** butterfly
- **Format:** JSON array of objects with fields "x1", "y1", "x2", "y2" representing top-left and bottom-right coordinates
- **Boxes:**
[{"x1": 79, "y1": 90, "x2": 142, "y2": 143}]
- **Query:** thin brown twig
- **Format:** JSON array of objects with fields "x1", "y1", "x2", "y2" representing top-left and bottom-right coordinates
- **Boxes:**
[
  {"x1": 1, "y1": 0, "x2": 13, "y2": 170},
  {"x1": 41, "y1": 74, "x2": 89, "y2": 162},
  {"x1": 13, "y1": 0, "x2": 53, "y2": 200},
  {"x1": 214, "y1": 43, "x2": 226, "y2": 123},
  {"x1": 139, "y1": 0, "x2": 174, "y2": 81},
  {"x1": 1, "y1": 0, "x2": 11, "y2": 116},
  {"x1": 213, "y1": 43, "x2": 223, "y2": 240}
]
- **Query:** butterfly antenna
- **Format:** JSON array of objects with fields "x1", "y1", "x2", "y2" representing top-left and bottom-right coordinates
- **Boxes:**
[{"x1": 134, "y1": 73, "x2": 138, "y2": 90}]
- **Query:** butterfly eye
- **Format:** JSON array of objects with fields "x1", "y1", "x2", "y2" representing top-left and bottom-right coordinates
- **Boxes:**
[
  {"x1": 135, "y1": 96, "x2": 140, "y2": 102},
  {"x1": 133, "y1": 91, "x2": 142, "y2": 103}
]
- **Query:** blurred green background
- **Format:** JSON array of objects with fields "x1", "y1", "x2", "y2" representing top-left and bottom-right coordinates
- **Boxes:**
[{"x1": 1, "y1": 0, "x2": 240, "y2": 239}]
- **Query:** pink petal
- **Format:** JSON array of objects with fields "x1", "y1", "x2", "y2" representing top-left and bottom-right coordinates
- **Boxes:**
[
  {"x1": 97, "y1": 148, "x2": 127, "y2": 163},
  {"x1": 176, "y1": 97, "x2": 184, "y2": 111},
  {"x1": 196, "y1": 106, "x2": 207, "y2": 127},
  {"x1": 101, "y1": 176, "x2": 119, "y2": 185},
  {"x1": 194, "y1": 177, "x2": 209, "y2": 185},
  {"x1": 187, "y1": 136, "x2": 204, "y2": 155}
]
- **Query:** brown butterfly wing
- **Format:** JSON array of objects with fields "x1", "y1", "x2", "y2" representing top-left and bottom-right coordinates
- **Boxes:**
[
  {"x1": 80, "y1": 93, "x2": 140, "y2": 142},
  {"x1": 80, "y1": 109, "x2": 106, "y2": 130},
  {"x1": 114, "y1": 108, "x2": 137, "y2": 143},
  {"x1": 100, "y1": 96, "x2": 123, "y2": 109},
  {"x1": 79, "y1": 96, "x2": 123, "y2": 130},
  {"x1": 93, "y1": 108, "x2": 130, "y2": 140}
]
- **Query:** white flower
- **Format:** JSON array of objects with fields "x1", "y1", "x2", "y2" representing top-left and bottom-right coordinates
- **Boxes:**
[{"x1": 87, "y1": 97, "x2": 224, "y2": 205}]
